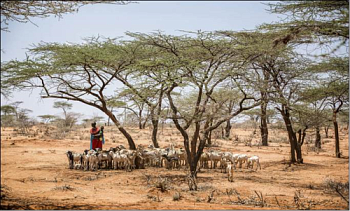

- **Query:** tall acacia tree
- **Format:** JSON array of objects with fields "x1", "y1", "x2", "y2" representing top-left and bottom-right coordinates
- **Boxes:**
[
  {"x1": 221, "y1": 30, "x2": 314, "y2": 163},
  {"x1": 130, "y1": 31, "x2": 260, "y2": 189},
  {"x1": 1, "y1": 1, "x2": 128, "y2": 31},
  {"x1": 303, "y1": 57, "x2": 349, "y2": 156},
  {"x1": 219, "y1": 31, "x2": 280, "y2": 146},
  {"x1": 263, "y1": 1, "x2": 349, "y2": 51},
  {"x1": 1, "y1": 38, "x2": 142, "y2": 150}
]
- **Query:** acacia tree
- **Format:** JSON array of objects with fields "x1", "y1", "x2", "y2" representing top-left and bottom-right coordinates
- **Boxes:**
[
  {"x1": 114, "y1": 88, "x2": 150, "y2": 129},
  {"x1": 38, "y1": 114, "x2": 57, "y2": 124},
  {"x1": 263, "y1": 1, "x2": 349, "y2": 51},
  {"x1": 130, "y1": 31, "x2": 260, "y2": 189},
  {"x1": 302, "y1": 57, "x2": 348, "y2": 156},
  {"x1": 0, "y1": 104, "x2": 16, "y2": 128},
  {"x1": 219, "y1": 31, "x2": 281, "y2": 146},
  {"x1": 53, "y1": 101, "x2": 77, "y2": 131},
  {"x1": 1, "y1": 38, "x2": 142, "y2": 150},
  {"x1": 1, "y1": 1, "x2": 128, "y2": 31},
  {"x1": 105, "y1": 97, "x2": 126, "y2": 127},
  {"x1": 211, "y1": 88, "x2": 241, "y2": 139}
]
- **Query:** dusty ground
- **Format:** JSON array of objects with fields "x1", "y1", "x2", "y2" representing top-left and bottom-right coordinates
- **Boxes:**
[{"x1": 1, "y1": 125, "x2": 349, "y2": 210}]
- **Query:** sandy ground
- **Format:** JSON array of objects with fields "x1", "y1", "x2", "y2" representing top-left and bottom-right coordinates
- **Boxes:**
[{"x1": 1, "y1": 125, "x2": 349, "y2": 210}]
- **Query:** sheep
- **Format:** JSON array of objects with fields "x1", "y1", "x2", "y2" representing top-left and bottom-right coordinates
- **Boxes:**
[
  {"x1": 236, "y1": 154, "x2": 249, "y2": 168},
  {"x1": 221, "y1": 152, "x2": 233, "y2": 160},
  {"x1": 66, "y1": 151, "x2": 83, "y2": 169},
  {"x1": 89, "y1": 152, "x2": 99, "y2": 171},
  {"x1": 109, "y1": 151, "x2": 121, "y2": 170},
  {"x1": 162, "y1": 154, "x2": 180, "y2": 170},
  {"x1": 118, "y1": 145, "x2": 126, "y2": 149},
  {"x1": 220, "y1": 157, "x2": 229, "y2": 173},
  {"x1": 153, "y1": 148, "x2": 168, "y2": 167},
  {"x1": 97, "y1": 150, "x2": 112, "y2": 169},
  {"x1": 227, "y1": 162, "x2": 234, "y2": 182},
  {"x1": 74, "y1": 163, "x2": 82, "y2": 170},
  {"x1": 208, "y1": 150, "x2": 222, "y2": 169},
  {"x1": 109, "y1": 147, "x2": 118, "y2": 153},
  {"x1": 176, "y1": 148, "x2": 187, "y2": 166},
  {"x1": 199, "y1": 152, "x2": 210, "y2": 169},
  {"x1": 227, "y1": 153, "x2": 241, "y2": 169},
  {"x1": 247, "y1": 155, "x2": 261, "y2": 170},
  {"x1": 166, "y1": 147, "x2": 180, "y2": 169},
  {"x1": 119, "y1": 149, "x2": 143, "y2": 168},
  {"x1": 109, "y1": 151, "x2": 132, "y2": 171},
  {"x1": 125, "y1": 150, "x2": 141, "y2": 171},
  {"x1": 140, "y1": 149, "x2": 159, "y2": 167},
  {"x1": 82, "y1": 149, "x2": 92, "y2": 171}
]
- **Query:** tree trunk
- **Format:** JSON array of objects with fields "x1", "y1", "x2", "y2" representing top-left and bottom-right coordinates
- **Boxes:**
[
  {"x1": 324, "y1": 126, "x2": 329, "y2": 138},
  {"x1": 224, "y1": 120, "x2": 231, "y2": 139},
  {"x1": 150, "y1": 88, "x2": 165, "y2": 148},
  {"x1": 333, "y1": 112, "x2": 341, "y2": 158},
  {"x1": 260, "y1": 99, "x2": 268, "y2": 146},
  {"x1": 280, "y1": 107, "x2": 297, "y2": 163},
  {"x1": 296, "y1": 128, "x2": 306, "y2": 164},
  {"x1": 315, "y1": 126, "x2": 321, "y2": 149},
  {"x1": 207, "y1": 131, "x2": 212, "y2": 145},
  {"x1": 138, "y1": 109, "x2": 143, "y2": 129},
  {"x1": 295, "y1": 143, "x2": 303, "y2": 163},
  {"x1": 107, "y1": 110, "x2": 136, "y2": 150},
  {"x1": 151, "y1": 118, "x2": 160, "y2": 148},
  {"x1": 142, "y1": 115, "x2": 148, "y2": 129}
]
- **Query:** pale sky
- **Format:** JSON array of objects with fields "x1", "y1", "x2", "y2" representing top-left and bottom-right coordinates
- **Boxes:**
[{"x1": 1, "y1": 1, "x2": 280, "y2": 121}]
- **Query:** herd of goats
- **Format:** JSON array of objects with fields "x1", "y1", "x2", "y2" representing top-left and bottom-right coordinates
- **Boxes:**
[{"x1": 66, "y1": 144, "x2": 261, "y2": 182}]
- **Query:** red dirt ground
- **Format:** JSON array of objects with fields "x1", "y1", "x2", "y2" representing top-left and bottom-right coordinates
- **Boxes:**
[{"x1": 1, "y1": 125, "x2": 349, "y2": 210}]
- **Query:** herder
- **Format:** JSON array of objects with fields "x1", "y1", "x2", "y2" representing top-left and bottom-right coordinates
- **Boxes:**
[{"x1": 90, "y1": 122, "x2": 105, "y2": 150}]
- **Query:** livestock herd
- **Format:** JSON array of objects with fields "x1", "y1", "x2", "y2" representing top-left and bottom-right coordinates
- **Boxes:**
[{"x1": 66, "y1": 144, "x2": 261, "y2": 182}]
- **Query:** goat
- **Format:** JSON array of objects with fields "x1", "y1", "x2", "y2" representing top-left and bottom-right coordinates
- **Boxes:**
[
  {"x1": 220, "y1": 157, "x2": 229, "y2": 173},
  {"x1": 74, "y1": 163, "x2": 82, "y2": 170},
  {"x1": 89, "y1": 152, "x2": 99, "y2": 171},
  {"x1": 162, "y1": 154, "x2": 180, "y2": 170},
  {"x1": 237, "y1": 154, "x2": 249, "y2": 168},
  {"x1": 118, "y1": 145, "x2": 126, "y2": 149},
  {"x1": 140, "y1": 149, "x2": 159, "y2": 167},
  {"x1": 199, "y1": 152, "x2": 210, "y2": 169},
  {"x1": 247, "y1": 155, "x2": 261, "y2": 170},
  {"x1": 66, "y1": 151, "x2": 82, "y2": 169},
  {"x1": 208, "y1": 151, "x2": 222, "y2": 169},
  {"x1": 176, "y1": 148, "x2": 187, "y2": 166},
  {"x1": 109, "y1": 151, "x2": 121, "y2": 170},
  {"x1": 97, "y1": 150, "x2": 112, "y2": 169},
  {"x1": 82, "y1": 149, "x2": 92, "y2": 171},
  {"x1": 227, "y1": 153, "x2": 241, "y2": 169}
]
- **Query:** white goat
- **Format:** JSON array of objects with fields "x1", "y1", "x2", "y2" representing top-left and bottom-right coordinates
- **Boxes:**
[
  {"x1": 140, "y1": 149, "x2": 159, "y2": 167},
  {"x1": 247, "y1": 155, "x2": 261, "y2": 170},
  {"x1": 208, "y1": 151, "x2": 222, "y2": 169},
  {"x1": 97, "y1": 150, "x2": 112, "y2": 169},
  {"x1": 82, "y1": 149, "x2": 94, "y2": 171},
  {"x1": 227, "y1": 153, "x2": 241, "y2": 169},
  {"x1": 89, "y1": 152, "x2": 99, "y2": 171},
  {"x1": 176, "y1": 148, "x2": 187, "y2": 166},
  {"x1": 237, "y1": 154, "x2": 249, "y2": 168},
  {"x1": 200, "y1": 152, "x2": 210, "y2": 169}
]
